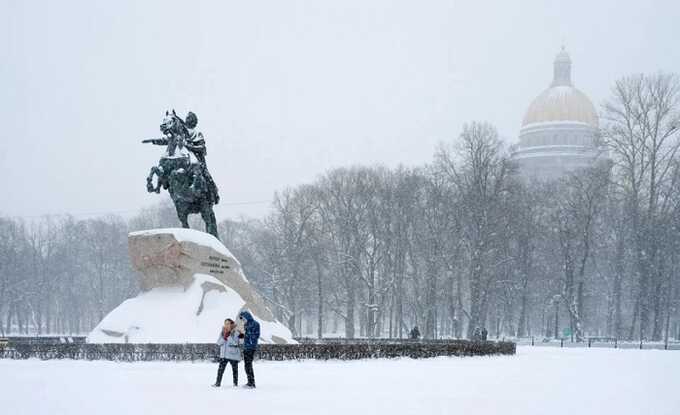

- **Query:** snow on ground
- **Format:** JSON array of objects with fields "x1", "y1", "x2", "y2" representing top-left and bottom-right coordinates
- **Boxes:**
[{"x1": 1, "y1": 347, "x2": 678, "y2": 415}]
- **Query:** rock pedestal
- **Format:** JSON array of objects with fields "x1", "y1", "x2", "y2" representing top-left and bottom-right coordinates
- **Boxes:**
[
  {"x1": 128, "y1": 228, "x2": 274, "y2": 322},
  {"x1": 87, "y1": 228, "x2": 293, "y2": 344}
]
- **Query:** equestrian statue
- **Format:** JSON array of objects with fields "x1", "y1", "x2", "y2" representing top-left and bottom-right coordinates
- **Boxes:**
[{"x1": 142, "y1": 110, "x2": 220, "y2": 239}]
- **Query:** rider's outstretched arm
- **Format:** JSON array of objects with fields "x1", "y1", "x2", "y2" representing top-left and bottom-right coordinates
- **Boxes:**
[{"x1": 142, "y1": 138, "x2": 169, "y2": 145}]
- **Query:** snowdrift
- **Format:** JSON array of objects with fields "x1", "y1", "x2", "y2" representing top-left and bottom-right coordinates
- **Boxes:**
[{"x1": 87, "y1": 274, "x2": 293, "y2": 344}]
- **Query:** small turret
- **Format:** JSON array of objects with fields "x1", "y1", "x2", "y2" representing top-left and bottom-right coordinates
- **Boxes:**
[{"x1": 552, "y1": 46, "x2": 572, "y2": 87}]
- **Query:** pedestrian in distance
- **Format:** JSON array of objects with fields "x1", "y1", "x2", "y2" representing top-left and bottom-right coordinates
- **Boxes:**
[
  {"x1": 473, "y1": 326, "x2": 482, "y2": 341},
  {"x1": 239, "y1": 310, "x2": 261, "y2": 389},
  {"x1": 212, "y1": 318, "x2": 244, "y2": 388}
]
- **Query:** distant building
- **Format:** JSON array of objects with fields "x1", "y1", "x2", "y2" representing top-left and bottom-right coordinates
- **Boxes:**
[{"x1": 511, "y1": 47, "x2": 605, "y2": 180}]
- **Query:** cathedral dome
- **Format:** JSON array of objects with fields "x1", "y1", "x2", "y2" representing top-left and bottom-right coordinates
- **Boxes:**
[
  {"x1": 521, "y1": 48, "x2": 598, "y2": 129},
  {"x1": 512, "y1": 47, "x2": 605, "y2": 180},
  {"x1": 522, "y1": 85, "x2": 598, "y2": 128}
]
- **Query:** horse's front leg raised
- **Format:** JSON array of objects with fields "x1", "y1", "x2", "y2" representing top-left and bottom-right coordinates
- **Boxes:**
[{"x1": 146, "y1": 166, "x2": 163, "y2": 193}]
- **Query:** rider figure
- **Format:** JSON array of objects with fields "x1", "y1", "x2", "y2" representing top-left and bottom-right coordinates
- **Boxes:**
[
  {"x1": 183, "y1": 112, "x2": 220, "y2": 205},
  {"x1": 143, "y1": 110, "x2": 220, "y2": 206},
  {"x1": 183, "y1": 112, "x2": 207, "y2": 164}
]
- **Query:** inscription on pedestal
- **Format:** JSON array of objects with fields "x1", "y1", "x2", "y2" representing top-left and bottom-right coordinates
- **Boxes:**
[{"x1": 200, "y1": 255, "x2": 230, "y2": 275}]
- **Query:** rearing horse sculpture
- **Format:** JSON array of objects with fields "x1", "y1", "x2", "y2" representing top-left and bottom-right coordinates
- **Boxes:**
[{"x1": 143, "y1": 110, "x2": 219, "y2": 239}]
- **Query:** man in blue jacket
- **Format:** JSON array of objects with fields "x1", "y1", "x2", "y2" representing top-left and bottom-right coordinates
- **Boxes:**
[{"x1": 238, "y1": 310, "x2": 260, "y2": 388}]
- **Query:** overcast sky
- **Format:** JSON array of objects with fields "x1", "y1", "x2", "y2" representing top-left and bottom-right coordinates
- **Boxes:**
[{"x1": 1, "y1": 0, "x2": 679, "y2": 220}]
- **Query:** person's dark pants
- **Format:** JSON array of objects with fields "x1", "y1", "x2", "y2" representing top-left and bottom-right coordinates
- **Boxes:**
[
  {"x1": 215, "y1": 358, "x2": 239, "y2": 386},
  {"x1": 243, "y1": 349, "x2": 256, "y2": 386}
]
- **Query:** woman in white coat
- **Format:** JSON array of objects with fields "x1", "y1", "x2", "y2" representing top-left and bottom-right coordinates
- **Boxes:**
[{"x1": 212, "y1": 318, "x2": 243, "y2": 387}]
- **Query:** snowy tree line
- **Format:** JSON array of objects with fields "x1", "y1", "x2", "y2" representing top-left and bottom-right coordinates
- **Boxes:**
[{"x1": 1, "y1": 73, "x2": 679, "y2": 342}]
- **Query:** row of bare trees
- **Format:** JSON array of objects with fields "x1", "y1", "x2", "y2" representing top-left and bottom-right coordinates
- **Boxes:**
[
  {"x1": 0, "y1": 216, "x2": 132, "y2": 335},
  {"x1": 0, "y1": 202, "x2": 196, "y2": 335},
  {"x1": 1, "y1": 73, "x2": 679, "y2": 341},
  {"x1": 224, "y1": 73, "x2": 680, "y2": 341}
]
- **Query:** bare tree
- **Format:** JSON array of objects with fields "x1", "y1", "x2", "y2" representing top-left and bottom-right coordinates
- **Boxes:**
[
  {"x1": 550, "y1": 166, "x2": 609, "y2": 341},
  {"x1": 602, "y1": 73, "x2": 680, "y2": 340},
  {"x1": 435, "y1": 121, "x2": 513, "y2": 338}
]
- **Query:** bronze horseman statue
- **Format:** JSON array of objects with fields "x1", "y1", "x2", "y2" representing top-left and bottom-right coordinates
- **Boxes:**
[{"x1": 143, "y1": 110, "x2": 220, "y2": 238}]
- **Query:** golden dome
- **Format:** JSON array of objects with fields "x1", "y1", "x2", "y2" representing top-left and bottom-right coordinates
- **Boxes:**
[
  {"x1": 521, "y1": 48, "x2": 598, "y2": 128},
  {"x1": 522, "y1": 86, "x2": 598, "y2": 128}
]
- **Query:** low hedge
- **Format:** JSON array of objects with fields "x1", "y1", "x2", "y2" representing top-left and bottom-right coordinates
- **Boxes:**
[{"x1": 0, "y1": 340, "x2": 514, "y2": 362}]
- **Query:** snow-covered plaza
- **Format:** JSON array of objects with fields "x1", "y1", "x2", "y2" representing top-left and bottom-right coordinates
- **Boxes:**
[{"x1": 1, "y1": 346, "x2": 678, "y2": 415}]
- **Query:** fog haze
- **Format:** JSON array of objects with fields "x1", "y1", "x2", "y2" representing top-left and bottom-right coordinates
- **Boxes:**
[{"x1": 2, "y1": 0, "x2": 678, "y2": 219}]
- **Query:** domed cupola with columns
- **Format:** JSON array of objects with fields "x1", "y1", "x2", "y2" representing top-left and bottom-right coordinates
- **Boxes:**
[{"x1": 512, "y1": 47, "x2": 604, "y2": 179}]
